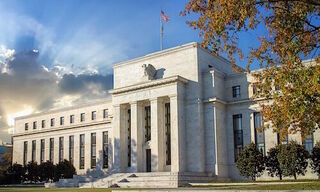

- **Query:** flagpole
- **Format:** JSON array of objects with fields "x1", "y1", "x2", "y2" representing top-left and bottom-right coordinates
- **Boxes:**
[{"x1": 160, "y1": 12, "x2": 163, "y2": 50}]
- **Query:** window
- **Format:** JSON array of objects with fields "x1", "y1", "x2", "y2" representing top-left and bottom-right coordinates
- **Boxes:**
[
  {"x1": 41, "y1": 120, "x2": 45, "y2": 128},
  {"x1": 59, "y1": 137, "x2": 64, "y2": 162},
  {"x1": 91, "y1": 133, "x2": 96, "y2": 168},
  {"x1": 49, "y1": 138, "x2": 54, "y2": 162},
  {"x1": 25, "y1": 123, "x2": 29, "y2": 131},
  {"x1": 303, "y1": 133, "x2": 314, "y2": 154},
  {"x1": 40, "y1": 139, "x2": 45, "y2": 163},
  {"x1": 103, "y1": 109, "x2": 108, "y2": 119},
  {"x1": 33, "y1": 121, "x2": 37, "y2": 129},
  {"x1": 145, "y1": 106, "x2": 151, "y2": 142},
  {"x1": 233, "y1": 114, "x2": 243, "y2": 161},
  {"x1": 80, "y1": 113, "x2": 85, "y2": 122},
  {"x1": 60, "y1": 117, "x2": 64, "y2": 126},
  {"x1": 70, "y1": 115, "x2": 74, "y2": 124},
  {"x1": 277, "y1": 125, "x2": 288, "y2": 145},
  {"x1": 232, "y1": 85, "x2": 241, "y2": 98},
  {"x1": 103, "y1": 131, "x2": 108, "y2": 168},
  {"x1": 127, "y1": 109, "x2": 131, "y2": 167},
  {"x1": 79, "y1": 134, "x2": 85, "y2": 169},
  {"x1": 23, "y1": 141, "x2": 28, "y2": 166},
  {"x1": 69, "y1": 136, "x2": 74, "y2": 165},
  {"x1": 51, "y1": 118, "x2": 55, "y2": 127},
  {"x1": 91, "y1": 111, "x2": 96, "y2": 120},
  {"x1": 165, "y1": 103, "x2": 171, "y2": 165},
  {"x1": 32, "y1": 140, "x2": 36, "y2": 162},
  {"x1": 254, "y1": 112, "x2": 265, "y2": 155}
]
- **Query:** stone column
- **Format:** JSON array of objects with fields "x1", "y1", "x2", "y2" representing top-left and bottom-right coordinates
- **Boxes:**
[
  {"x1": 112, "y1": 104, "x2": 121, "y2": 171},
  {"x1": 150, "y1": 98, "x2": 165, "y2": 172},
  {"x1": 170, "y1": 95, "x2": 185, "y2": 173},
  {"x1": 130, "y1": 101, "x2": 144, "y2": 172},
  {"x1": 250, "y1": 113, "x2": 255, "y2": 143}
]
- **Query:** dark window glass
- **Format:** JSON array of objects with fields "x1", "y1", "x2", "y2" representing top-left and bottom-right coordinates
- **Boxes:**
[
  {"x1": 233, "y1": 114, "x2": 243, "y2": 161},
  {"x1": 50, "y1": 118, "x2": 55, "y2": 127},
  {"x1": 41, "y1": 120, "x2": 45, "y2": 128},
  {"x1": 103, "y1": 131, "x2": 108, "y2": 168},
  {"x1": 32, "y1": 140, "x2": 36, "y2": 162},
  {"x1": 60, "y1": 117, "x2": 64, "y2": 126},
  {"x1": 33, "y1": 121, "x2": 37, "y2": 129},
  {"x1": 49, "y1": 138, "x2": 54, "y2": 162},
  {"x1": 145, "y1": 106, "x2": 151, "y2": 142},
  {"x1": 70, "y1": 115, "x2": 74, "y2": 124},
  {"x1": 80, "y1": 113, "x2": 85, "y2": 122},
  {"x1": 254, "y1": 112, "x2": 265, "y2": 155},
  {"x1": 91, "y1": 133, "x2": 96, "y2": 168},
  {"x1": 59, "y1": 137, "x2": 64, "y2": 162},
  {"x1": 79, "y1": 134, "x2": 85, "y2": 169},
  {"x1": 23, "y1": 141, "x2": 28, "y2": 166},
  {"x1": 232, "y1": 85, "x2": 241, "y2": 98},
  {"x1": 40, "y1": 139, "x2": 45, "y2": 163},
  {"x1": 92, "y1": 111, "x2": 96, "y2": 120},
  {"x1": 127, "y1": 109, "x2": 131, "y2": 167},
  {"x1": 165, "y1": 103, "x2": 171, "y2": 165},
  {"x1": 25, "y1": 123, "x2": 28, "y2": 131},
  {"x1": 69, "y1": 136, "x2": 74, "y2": 165},
  {"x1": 103, "y1": 109, "x2": 108, "y2": 118},
  {"x1": 303, "y1": 133, "x2": 314, "y2": 154}
]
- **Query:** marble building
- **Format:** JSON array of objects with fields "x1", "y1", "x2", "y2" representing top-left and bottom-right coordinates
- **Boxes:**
[{"x1": 12, "y1": 42, "x2": 320, "y2": 187}]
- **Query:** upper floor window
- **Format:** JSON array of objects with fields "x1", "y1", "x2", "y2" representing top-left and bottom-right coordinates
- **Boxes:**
[
  {"x1": 33, "y1": 121, "x2": 37, "y2": 129},
  {"x1": 80, "y1": 113, "x2": 85, "y2": 122},
  {"x1": 232, "y1": 85, "x2": 241, "y2": 98},
  {"x1": 70, "y1": 115, "x2": 75, "y2": 124},
  {"x1": 51, "y1": 118, "x2": 55, "y2": 127},
  {"x1": 92, "y1": 111, "x2": 96, "y2": 120},
  {"x1": 254, "y1": 112, "x2": 265, "y2": 156},
  {"x1": 25, "y1": 123, "x2": 29, "y2": 131},
  {"x1": 41, "y1": 120, "x2": 45, "y2": 128},
  {"x1": 60, "y1": 116, "x2": 64, "y2": 125},
  {"x1": 103, "y1": 109, "x2": 108, "y2": 119}
]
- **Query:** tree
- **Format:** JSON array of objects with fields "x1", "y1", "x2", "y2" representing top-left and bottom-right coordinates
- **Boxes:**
[
  {"x1": 39, "y1": 161, "x2": 56, "y2": 182},
  {"x1": 25, "y1": 161, "x2": 40, "y2": 183},
  {"x1": 0, "y1": 148, "x2": 12, "y2": 184},
  {"x1": 236, "y1": 143, "x2": 265, "y2": 181},
  {"x1": 265, "y1": 145, "x2": 282, "y2": 180},
  {"x1": 310, "y1": 142, "x2": 320, "y2": 178},
  {"x1": 4, "y1": 163, "x2": 25, "y2": 184},
  {"x1": 55, "y1": 160, "x2": 76, "y2": 181},
  {"x1": 182, "y1": 0, "x2": 320, "y2": 139},
  {"x1": 278, "y1": 141, "x2": 309, "y2": 179}
]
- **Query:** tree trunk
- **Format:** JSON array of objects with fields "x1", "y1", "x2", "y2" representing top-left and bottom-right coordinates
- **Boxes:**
[
  {"x1": 279, "y1": 173, "x2": 282, "y2": 180},
  {"x1": 294, "y1": 173, "x2": 297, "y2": 180}
]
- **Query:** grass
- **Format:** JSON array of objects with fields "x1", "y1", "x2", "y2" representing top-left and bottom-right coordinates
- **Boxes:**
[{"x1": 0, "y1": 188, "x2": 112, "y2": 192}]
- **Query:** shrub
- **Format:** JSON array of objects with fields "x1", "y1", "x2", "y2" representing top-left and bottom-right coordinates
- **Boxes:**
[
  {"x1": 25, "y1": 161, "x2": 40, "y2": 183},
  {"x1": 310, "y1": 142, "x2": 320, "y2": 178},
  {"x1": 39, "y1": 161, "x2": 56, "y2": 182},
  {"x1": 265, "y1": 145, "x2": 283, "y2": 180},
  {"x1": 55, "y1": 160, "x2": 76, "y2": 181},
  {"x1": 4, "y1": 163, "x2": 25, "y2": 184},
  {"x1": 236, "y1": 143, "x2": 265, "y2": 181},
  {"x1": 278, "y1": 141, "x2": 309, "y2": 180}
]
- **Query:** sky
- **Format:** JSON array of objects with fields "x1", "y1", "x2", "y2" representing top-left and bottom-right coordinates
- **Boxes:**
[{"x1": 0, "y1": 0, "x2": 264, "y2": 143}]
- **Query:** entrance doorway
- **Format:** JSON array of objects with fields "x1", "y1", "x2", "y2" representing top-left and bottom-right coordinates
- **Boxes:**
[{"x1": 146, "y1": 149, "x2": 151, "y2": 172}]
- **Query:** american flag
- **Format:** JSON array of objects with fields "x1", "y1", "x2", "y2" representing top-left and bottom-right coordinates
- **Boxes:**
[{"x1": 161, "y1": 10, "x2": 169, "y2": 22}]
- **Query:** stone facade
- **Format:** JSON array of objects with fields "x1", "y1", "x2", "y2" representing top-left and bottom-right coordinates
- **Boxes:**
[{"x1": 12, "y1": 42, "x2": 320, "y2": 182}]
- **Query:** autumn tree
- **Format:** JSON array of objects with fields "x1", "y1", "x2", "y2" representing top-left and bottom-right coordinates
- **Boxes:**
[{"x1": 182, "y1": 0, "x2": 320, "y2": 138}]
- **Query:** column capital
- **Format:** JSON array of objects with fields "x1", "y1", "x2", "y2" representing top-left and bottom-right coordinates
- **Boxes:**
[
  {"x1": 129, "y1": 101, "x2": 138, "y2": 105},
  {"x1": 113, "y1": 104, "x2": 121, "y2": 108},
  {"x1": 149, "y1": 97, "x2": 158, "y2": 102},
  {"x1": 168, "y1": 94, "x2": 178, "y2": 98}
]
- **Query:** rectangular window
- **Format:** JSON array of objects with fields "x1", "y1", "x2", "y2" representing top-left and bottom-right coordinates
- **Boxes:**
[
  {"x1": 91, "y1": 133, "x2": 96, "y2": 168},
  {"x1": 70, "y1": 115, "x2": 74, "y2": 124},
  {"x1": 33, "y1": 121, "x2": 37, "y2": 129},
  {"x1": 79, "y1": 134, "x2": 85, "y2": 169},
  {"x1": 32, "y1": 140, "x2": 36, "y2": 162},
  {"x1": 145, "y1": 106, "x2": 151, "y2": 142},
  {"x1": 25, "y1": 123, "x2": 28, "y2": 131},
  {"x1": 254, "y1": 112, "x2": 265, "y2": 155},
  {"x1": 277, "y1": 125, "x2": 288, "y2": 145},
  {"x1": 51, "y1": 118, "x2": 55, "y2": 127},
  {"x1": 59, "y1": 137, "x2": 64, "y2": 162},
  {"x1": 103, "y1": 109, "x2": 108, "y2": 119},
  {"x1": 303, "y1": 133, "x2": 314, "y2": 154},
  {"x1": 233, "y1": 114, "x2": 243, "y2": 161},
  {"x1": 165, "y1": 103, "x2": 171, "y2": 165},
  {"x1": 23, "y1": 141, "x2": 28, "y2": 166},
  {"x1": 40, "y1": 139, "x2": 45, "y2": 163},
  {"x1": 80, "y1": 113, "x2": 85, "y2": 122},
  {"x1": 49, "y1": 138, "x2": 54, "y2": 162},
  {"x1": 127, "y1": 109, "x2": 131, "y2": 167},
  {"x1": 232, "y1": 85, "x2": 241, "y2": 98},
  {"x1": 103, "y1": 131, "x2": 108, "y2": 168},
  {"x1": 41, "y1": 120, "x2": 45, "y2": 128},
  {"x1": 91, "y1": 111, "x2": 96, "y2": 120},
  {"x1": 69, "y1": 135, "x2": 74, "y2": 165},
  {"x1": 60, "y1": 117, "x2": 64, "y2": 126}
]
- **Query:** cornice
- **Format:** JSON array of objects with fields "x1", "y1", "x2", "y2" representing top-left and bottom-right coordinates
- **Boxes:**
[
  {"x1": 13, "y1": 119, "x2": 112, "y2": 137},
  {"x1": 109, "y1": 75, "x2": 188, "y2": 95}
]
